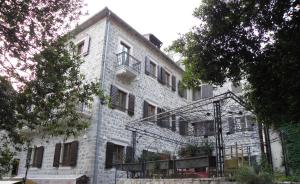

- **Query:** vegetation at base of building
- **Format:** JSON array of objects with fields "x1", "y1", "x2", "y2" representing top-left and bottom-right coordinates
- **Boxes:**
[
  {"x1": 178, "y1": 141, "x2": 214, "y2": 158},
  {"x1": 234, "y1": 166, "x2": 274, "y2": 184},
  {"x1": 279, "y1": 123, "x2": 300, "y2": 178}
]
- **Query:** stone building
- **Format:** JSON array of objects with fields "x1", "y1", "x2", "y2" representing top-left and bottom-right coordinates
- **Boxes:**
[{"x1": 14, "y1": 7, "x2": 262, "y2": 184}]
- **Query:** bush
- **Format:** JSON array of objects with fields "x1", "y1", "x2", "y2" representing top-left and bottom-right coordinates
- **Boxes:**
[{"x1": 234, "y1": 166, "x2": 273, "y2": 184}]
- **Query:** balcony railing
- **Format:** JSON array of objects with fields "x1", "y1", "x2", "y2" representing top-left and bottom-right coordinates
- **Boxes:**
[{"x1": 116, "y1": 52, "x2": 141, "y2": 73}]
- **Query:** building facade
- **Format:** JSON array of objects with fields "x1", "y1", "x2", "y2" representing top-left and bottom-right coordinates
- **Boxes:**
[{"x1": 15, "y1": 8, "x2": 262, "y2": 184}]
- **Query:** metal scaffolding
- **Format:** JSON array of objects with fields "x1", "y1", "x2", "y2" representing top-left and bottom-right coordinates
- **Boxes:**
[{"x1": 124, "y1": 91, "x2": 259, "y2": 177}]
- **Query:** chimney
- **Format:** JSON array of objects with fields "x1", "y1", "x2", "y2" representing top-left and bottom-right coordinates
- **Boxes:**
[{"x1": 143, "y1": 34, "x2": 163, "y2": 49}]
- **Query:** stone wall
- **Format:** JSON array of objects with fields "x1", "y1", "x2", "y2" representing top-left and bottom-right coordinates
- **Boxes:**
[
  {"x1": 16, "y1": 17, "x2": 107, "y2": 180},
  {"x1": 117, "y1": 178, "x2": 237, "y2": 184}
]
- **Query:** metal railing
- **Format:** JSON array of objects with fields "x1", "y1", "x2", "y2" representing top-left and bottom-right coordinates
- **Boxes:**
[{"x1": 116, "y1": 52, "x2": 141, "y2": 73}]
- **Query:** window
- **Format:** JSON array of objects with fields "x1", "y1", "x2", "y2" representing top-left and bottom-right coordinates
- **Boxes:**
[
  {"x1": 11, "y1": 159, "x2": 19, "y2": 176},
  {"x1": 105, "y1": 142, "x2": 125, "y2": 168},
  {"x1": 31, "y1": 146, "x2": 44, "y2": 168},
  {"x1": 147, "y1": 103, "x2": 156, "y2": 120},
  {"x1": 143, "y1": 101, "x2": 157, "y2": 122},
  {"x1": 165, "y1": 71, "x2": 170, "y2": 87},
  {"x1": 119, "y1": 42, "x2": 131, "y2": 65},
  {"x1": 192, "y1": 87, "x2": 202, "y2": 101},
  {"x1": 62, "y1": 142, "x2": 72, "y2": 166},
  {"x1": 116, "y1": 89, "x2": 127, "y2": 112},
  {"x1": 234, "y1": 116, "x2": 254, "y2": 132},
  {"x1": 120, "y1": 42, "x2": 130, "y2": 53},
  {"x1": 112, "y1": 144, "x2": 124, "y2": 164},
  {"x1": 61, "y1": 141, "x2": 79, "y2": 167},
  {"x1": 149, "y1": 61, "x2": 156, "y2": 77},
  {"x1": 193, "y1": 120, "x2": 215, "y2": 137},
  {"x1": 77, "y1": 41, "x2": 84, "y2": 55}
]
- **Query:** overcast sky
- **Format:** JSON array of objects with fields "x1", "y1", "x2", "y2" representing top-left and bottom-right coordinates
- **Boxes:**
[{"x1": 81, "y1": 0, "x2": 201, "y2": 49}]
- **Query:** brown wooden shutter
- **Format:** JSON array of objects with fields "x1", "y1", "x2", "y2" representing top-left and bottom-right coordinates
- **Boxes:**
[
  {"x1": 179, "y1": 118, "x2": 187, "y2": 136},
  {"x1": 105, "y1": 142, "x2": 114, "y2": 169},
  {"x1": 157, "y1": 66, "x2": 162, "y2": 83},
  {"x1": 143, "y1": 101, "x2": 149, "y2": 118},
  {"x1": 110, "y1": 85, "x2": 119, "y2": 109},
  {"x1": 246, "y1": 115, "x2": 254, "y2": 131},
  {"x1": 128, "y1": 94, "x2": 135, "y2": 116},
  {"x1": 157, "y1": 107, "x2": 163, "y2": 127},
  {"x1": 145, "y1": 56, "x2": 150, "y2": 75},
  {"x1": 36, "y1": 146, "x2": 44, "y2": 168},
  {"x1": 171, "y1": 114, "x2": 176, "y2": 132},
  {"x1": 161, "y1": 68, "x2": 166, "y2": 85},
  {"x1": 53, "y1": 143, "x2": 61, "y2": 167},
  {"x1": 178, "y1": 80, "x2": 184, "y2": 97},
  {"x1": 171, "y1": 76, "x2": 176, "y2": 91},
  {"x1": 69, "y1": 141, "x2": 79, "y2": 167},
  {"x1": 241, "y1": 116, "x2": 246, "y2": 131},
  {"x1": 82, "y1": 36, "x2": 90, "y2": 56},
  {"x1": 26, "y1": 148, "x2": 32, "y2": 167},
  {"x1": 228, "y1": 117, "x2": 235, "y2": 134},
  {"x1": 125, "y1": 146, "x2": 133, "y2": 163}
]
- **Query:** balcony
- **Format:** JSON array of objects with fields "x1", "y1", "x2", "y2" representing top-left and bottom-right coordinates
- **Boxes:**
[{"x1": 116, "y1": 52, "x2": 141, "y2": 80}]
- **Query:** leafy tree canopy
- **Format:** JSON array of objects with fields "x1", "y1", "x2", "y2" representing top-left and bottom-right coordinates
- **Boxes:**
[
  {"x1": 0, "y1": 0, "x2": 85, "y2": 81},
  {"x1": 169, "y1": 0, "x2": 300, "y2": 126}
]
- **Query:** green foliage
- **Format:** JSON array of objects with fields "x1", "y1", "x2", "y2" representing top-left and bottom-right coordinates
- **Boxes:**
[
  {"x1": 178, "y1": 141, "x2": 213, "y2": 158},
  {"x1": 0, "y1": 0, "x2": 85, "y2": 81},
  {"x1": 280, "y1": 123, "x2": 300, "y2": 176},
  {"x1": 0, "y1": 145, "x2": 14, "y2": 179},
  {"x1": 234, "y1": 166, "x2": 273, "y2": 184},
  {"x1": 169, "y1": 0, "x2": 300, "y2": 126}
]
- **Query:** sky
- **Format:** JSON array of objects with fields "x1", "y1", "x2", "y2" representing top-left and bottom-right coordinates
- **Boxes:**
[{"x1": 81, "y1": 0, "x2": 202, "y2": 49}]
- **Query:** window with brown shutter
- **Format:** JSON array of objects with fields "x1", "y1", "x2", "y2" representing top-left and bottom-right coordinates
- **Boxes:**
[
  {"x1": 125, "y1": 146, "x2": 133, "y2": 163},
  {"x1": 69, "y1": 141, "x2": 79, "y2": 167},
  {"x1": 179, "y1": 118, "x2": 188, "y2": 136},
  {"x1": 110, "y1": 85, "x2": 127, "y2": 112},
  {"x1": 144, "y1": 101, "x2": 156, "y2": 122},
  {"x1": 157, "y1": 66, "x2": 162, "y2": 83},
  {"x1": 105, "y1": 142, "x2": 114, "y2": 169},
  {"x1": 178, "y1": 80, "x2": 187, "y2": 99},
  {"x1": 53, "y1": 143, "x2": 61, "y2": 167},
  {"x1": 128, "y1": 94, "x2": 135, "y2": 116},
  {"x1": 157, "y1": 107, "x2": 163, "y2": 127},
  {"x1": 171, "y1": 76, "x2": 176, "y2": 91},
  {"x1": 171, "y1": 114, "x2": 176, "y2": 131},
  {"x1": 105, "y1": 142, "x2": 124, "y2": 169},
  {"x1": 61, "y1": 141, "x2": 78, "y2": 167},
  {"x1": 32, "y1": 146, "x2": 44, "y2": 168},
  {"x1": 228, "y1": 117, "x2": 235, "y2": 134},
  {"x1": 62, "y1": 142, "x2": 72, "y2": 166},
  {"x1": 110, "y1": 85, "x2": 119, "y2": 109}
]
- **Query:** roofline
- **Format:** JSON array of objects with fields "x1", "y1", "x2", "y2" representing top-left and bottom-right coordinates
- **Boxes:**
[{"x1": 74, "y1": 7, "x2": 184, "y2": 73}]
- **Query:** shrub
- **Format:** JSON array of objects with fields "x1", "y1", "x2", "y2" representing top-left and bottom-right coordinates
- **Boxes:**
[{"x1": 234, "y1": 166, "x2": 273, "y2": 184}]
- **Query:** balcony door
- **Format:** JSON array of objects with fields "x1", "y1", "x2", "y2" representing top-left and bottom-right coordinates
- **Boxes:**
[{"x1": 120, "y1": 42, "x2": 130, "y2": 66}]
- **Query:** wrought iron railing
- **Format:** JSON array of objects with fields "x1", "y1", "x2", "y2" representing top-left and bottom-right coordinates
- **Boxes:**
[{"x1": 116, "y1": 52, "x2": 141, "y2": 73}]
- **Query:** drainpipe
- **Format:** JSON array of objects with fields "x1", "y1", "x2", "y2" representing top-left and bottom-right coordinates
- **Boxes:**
[{"x1": 93, "y1": 10, "x2": 111, "y2": 184}]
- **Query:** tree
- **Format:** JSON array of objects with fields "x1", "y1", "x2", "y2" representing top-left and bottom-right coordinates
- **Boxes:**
[
  {"x1": 0, "y1": 0, "x2": 85, "y2": 82},
  {"x1": 0, "y1": 0, "x2": 108, "y2": 177},
  {"x1": 169, "y1": 0, "x2": 300, "y2": 126},
  {"x1": 0, "y1": 36, "x2": 107, "y2": 178}
]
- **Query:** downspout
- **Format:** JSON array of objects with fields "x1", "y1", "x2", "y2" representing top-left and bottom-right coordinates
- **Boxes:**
[{"x1": 93, "y1": 10, "x2": 111, "y2": 184}]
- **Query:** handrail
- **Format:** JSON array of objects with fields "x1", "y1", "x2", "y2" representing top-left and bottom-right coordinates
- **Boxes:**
[{"x1": 116, "y1": 51, "x2": 141, "y2": 73}]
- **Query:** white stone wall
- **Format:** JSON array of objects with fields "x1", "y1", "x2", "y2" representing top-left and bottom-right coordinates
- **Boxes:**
[{"x1": 16, "y1": 17, "x2": 107, "y2": 180}]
